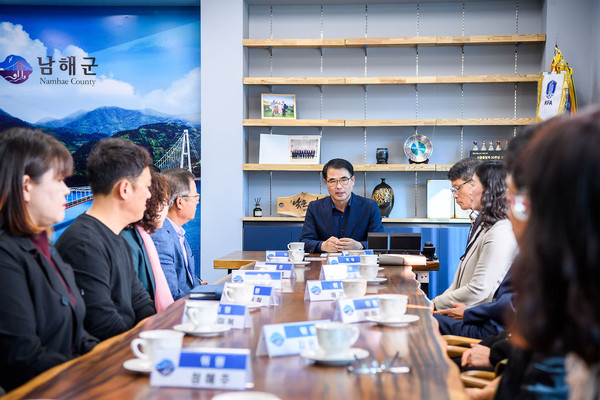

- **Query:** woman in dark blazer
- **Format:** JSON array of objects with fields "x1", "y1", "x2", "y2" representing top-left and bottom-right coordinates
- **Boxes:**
[{"x1": 0, "y1": 128, "x2": 98, "y2": 392}]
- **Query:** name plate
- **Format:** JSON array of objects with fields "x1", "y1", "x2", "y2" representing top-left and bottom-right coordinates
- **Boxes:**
[
  {"x1": 334, "y1": 296, "x2": 381, "y2": 323},
  {"x1": 217, "y1": 304, "x2": 251, "y2": 329},
  {"x1": 328, "y1": 256, "x2": 361, "y2": 264},
  {"x1": 259, "y1": 262, "x2": 296, "y2": 279},
  {"x1": 342, "y1": 250, "x2": 374, "y2": 256},
  {"x1": 266, "y1": 250, "x2": 288, "y2": 259},
  {"x1": 251, "y1": 285, "x2": 277, "y2": 307},
  {"x1": 304, "y1": 280, "x2": 344, "y2": 301},
  {"x1": 150, "y1": 347, "x2": 251, "y2": 390},
  {"x1": 231, "y1": 270, "x2": 283, "y2": 290},
  {"x1": 256, "y1": 320, "x2": 329, "y2": 357},
  {"x1": 319, "y1": 264, "x2": 360, "y2": 280}
]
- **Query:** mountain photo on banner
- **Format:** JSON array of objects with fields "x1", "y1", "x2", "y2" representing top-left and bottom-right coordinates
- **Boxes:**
[{"x1": 0, "y1": 6, "x2": 201, "y2": 185}]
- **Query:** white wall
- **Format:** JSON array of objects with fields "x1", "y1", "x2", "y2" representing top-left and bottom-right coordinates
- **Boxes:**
[{"x1": 201, "y1": 0, "x2": 246, "y2": 283}]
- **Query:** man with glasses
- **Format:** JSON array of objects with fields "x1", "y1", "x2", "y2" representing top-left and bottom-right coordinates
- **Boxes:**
[
  {"x1": 151, "y1": 168, "x2": 204, "y2": 300},
  {"x1": 299, "y1": 158, "x2": 384, "y2": 253},
  {"x1": 447, "y1": 157, "x2": 481, "y2": 241}
]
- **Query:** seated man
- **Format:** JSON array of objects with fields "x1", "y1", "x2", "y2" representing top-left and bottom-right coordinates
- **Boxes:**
[
  {"x1": 151, "y1": 168, "x2": 203, "y2": 300},
  {"x1": 299, "y1": 158, "x2": 384, "y2": 253},
  {"x1": 56, "y1": 138, "x2": 156, "y2": 341}
]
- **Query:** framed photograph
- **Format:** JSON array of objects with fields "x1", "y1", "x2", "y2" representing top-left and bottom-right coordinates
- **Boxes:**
[
  {"x1": 261, "y1": 94, "x2": 296, "y2": 119},
  {"x1": 289, "y1": 135, "x2": 320, "y2": 164}
]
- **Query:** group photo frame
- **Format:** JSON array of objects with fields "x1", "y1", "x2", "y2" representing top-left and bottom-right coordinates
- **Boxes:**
[{"x1": 261, "y1": 93, "x2": 296, "y2": 119}]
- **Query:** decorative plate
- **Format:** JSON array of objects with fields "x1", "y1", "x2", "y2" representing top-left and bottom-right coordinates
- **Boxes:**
[{"x1": 404, "y1": 134, "x2": 433, "y2": 163}]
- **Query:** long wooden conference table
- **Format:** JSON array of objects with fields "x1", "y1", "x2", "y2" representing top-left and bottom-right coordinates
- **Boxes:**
[{"x1": 5, "y1": 254, "x2": 467, "y2": 400}]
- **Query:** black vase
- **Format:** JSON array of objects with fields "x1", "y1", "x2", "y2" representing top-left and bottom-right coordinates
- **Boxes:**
[
  {"x1": 376, "y1": 147, "x2": 389, "y2": 164},
  {"x1": 372, "y1": 178, "x2": 394, "y2": 217}
]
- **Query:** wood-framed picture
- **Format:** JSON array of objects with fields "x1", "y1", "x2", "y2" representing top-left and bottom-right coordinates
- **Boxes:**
[{"x1": 261, "y1": 93, "x2": 296, "y2": 119}]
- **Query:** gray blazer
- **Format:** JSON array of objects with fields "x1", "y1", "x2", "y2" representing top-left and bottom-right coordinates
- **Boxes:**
[{"x1": 433, "y1": 219, "x2": 517, "y2": 310}]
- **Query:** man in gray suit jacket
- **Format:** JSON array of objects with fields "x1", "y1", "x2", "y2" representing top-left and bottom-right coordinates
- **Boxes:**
[{"x1": 151, "y1": 168, "x2": 203, "y2": 300}]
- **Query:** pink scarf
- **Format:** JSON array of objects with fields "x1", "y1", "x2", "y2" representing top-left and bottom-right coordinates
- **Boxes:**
[{"x1": 136, "y1": 225, "x2": 174, "y2": 312}]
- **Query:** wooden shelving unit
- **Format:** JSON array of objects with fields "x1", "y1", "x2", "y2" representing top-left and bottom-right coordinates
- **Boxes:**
[
  {"x1": 243, "y1": 163, "x2": 453, "y2": 172},
  {"x1": 244, "y1": 118, "x2": 535, "y2": 127},
  {"x1": 243, "y1": 34, "x2": 546, "y2": 48},
  {"x1": 243, "y1": 74, "x2": 539, "y2": 85}
]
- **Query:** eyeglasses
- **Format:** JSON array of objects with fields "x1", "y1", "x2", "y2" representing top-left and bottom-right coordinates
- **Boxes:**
[
  {"x1": 450, "y1": 179, "x2": 473, "y2": 194},
  {"x1": 326, "y1": 177, "x2": 352, "y2": 187},
  {"x1": 507, "y1": 192, "x2": 529, "y2": 222},
  {"x1": 181, "y1": 194, "x2": 200, "y2": 201}
]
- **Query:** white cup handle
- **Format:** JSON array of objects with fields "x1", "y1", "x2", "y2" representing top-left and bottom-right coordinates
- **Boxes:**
[
  {"x1": 348, "y1": 325, "x2": 360, "y2": 347},
  {"x1": 131, "y1": 338, "x2": 149, "y2": 360}
]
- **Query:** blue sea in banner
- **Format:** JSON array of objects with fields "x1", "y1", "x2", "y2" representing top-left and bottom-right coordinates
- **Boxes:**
[{"x1": 54, "y1": 180, "x2": 201, "y2": 277}]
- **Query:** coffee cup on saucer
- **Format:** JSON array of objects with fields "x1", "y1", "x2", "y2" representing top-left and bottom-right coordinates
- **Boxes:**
[
  {"x1": 315, "y1": 322, "x2": 360, "y2": 356},
  {"x1": 378, "y1": 294, "x2": 408, "y2": 319},
  {"x1": 130, "y1": 329, "x2": 184, "y2": 365},
  {"x1": 359, "y1": 263, "x2": 379, "y2": 280},
  {"x1": 223, "y1": 282, "x2": 254, "y2": 304},
  {"x1": 186, "y1": 301, "x2": 220, "y2": 329},
  {"x1": 360, "y1": 254, "x2": 378, "y2": 265},
  {"x1": 289, "y1": 249, "x2": 304, "y2": 263},
  {"x1": 287, "y1": 242, "x2": 305, "y2": 252},
  {"x1": 342, "y1": 279, "x2": 367, "y2": 298}
]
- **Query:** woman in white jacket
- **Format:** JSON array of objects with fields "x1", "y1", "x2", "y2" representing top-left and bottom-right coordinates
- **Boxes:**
[{"x1": 433, "y1": 161, "x2": 517, "y2": 310}]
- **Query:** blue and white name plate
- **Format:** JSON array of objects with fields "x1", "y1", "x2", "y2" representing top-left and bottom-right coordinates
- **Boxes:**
[
  {"x1": 319, "y1": 264, "x2": 360, "y2": 280},
  {"x1": 150, "y1": 347, "x2": 252, "y2": 390},
  {"x1": 251, "y1": 285, "x2": 276, "y2": 307},
  {"x1": 217, "y1": 303, "x2": 251, "y2": 329},
  {"x1": 304, "y1": 280, "x2": 344, "y2": 302},
  {"x1": 265, "y1": 250, "x2": 289, "y2": 259},
  {"x1": 256, "y1": 319, "x2": 330, "y2": 357},
  {"x1": 334, "y1": 296, "x2": 381, "y2": 323},
  {"x1": 256, "y1": 262, "x2": 296, "y2": 279},
  {"x1": 231, "y1": 270, "x2": 283, "y2": 290},
  {"x1": 328, "y1": 256, "x2": 361, "y2": 264},
  {"x1": 341, "y1": 250, "x2": 374, "y2": 256}
]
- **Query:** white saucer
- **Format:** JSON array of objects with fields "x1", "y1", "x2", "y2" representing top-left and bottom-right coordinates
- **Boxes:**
[
  {"x1": 367, "y1": 277, "x2": 387, "y2": 285},
  {"x1": 300, "y1": 347, "x2": 369, "y2": 366},
  {"x1": 293, "y1": 261, "x2": 310, "y2": 266},
  {"x1": 123, "y1": 358, "x2": 153, "y2": 374},
  {"x1": 212, "y1": 392, "x2": 281, "y2": 400},
  {"x1": 173, "y1": 323, "x2": 231, "y2": 337},
  {"x1": 366, "y1": 314, "x2": 420, "y2": 327}
]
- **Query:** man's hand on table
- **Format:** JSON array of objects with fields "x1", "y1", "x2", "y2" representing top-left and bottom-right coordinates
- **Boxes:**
[{"x1": 321, "y1": 236, "x2": 363, "y2": 252}]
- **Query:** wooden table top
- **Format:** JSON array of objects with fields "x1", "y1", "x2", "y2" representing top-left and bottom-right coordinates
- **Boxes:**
[
  {"x1": 5, "y1": 259, "x2": 466, "y2": 400},
  {"x1": 214, "y1": 251, "x2": 440, "y2": 271}
]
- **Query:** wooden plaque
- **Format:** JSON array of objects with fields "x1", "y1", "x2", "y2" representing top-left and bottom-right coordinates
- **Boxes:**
[{"x1": 276, "y1": 192, "x2": 327, "y2": 217}]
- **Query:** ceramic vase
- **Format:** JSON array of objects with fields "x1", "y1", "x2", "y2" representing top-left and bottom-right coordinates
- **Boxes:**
[{"x1": 372, "y1": 178, "x2": 394, "y2": 217}]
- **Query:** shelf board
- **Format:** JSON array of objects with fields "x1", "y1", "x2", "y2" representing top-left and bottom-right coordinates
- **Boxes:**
[
  {"x1": 243, "y1": 216, "x2": 471, "y2": 224},
  {"x1": 243, "y1": 163, "x2": 452, "y2": 172},
  {"x1": 244, "y1": 34, "x2": 546, "y2": 49},
  {"x1": 245, "y1": 74, "x2": 538, "y2": 86},
  {"x1": 243, "y1": 119, "x2": 345, "y2": 127}
]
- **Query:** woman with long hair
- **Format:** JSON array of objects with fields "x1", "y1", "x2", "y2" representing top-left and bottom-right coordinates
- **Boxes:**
[
  {"x1": 121, "y1": 170, "x2": 174, "y2": 312},
  {"x1": 0, "y1": 128, "x2": 98, "y2": 391},
  {"x1": 434, "y1": 161, "x2": 518, "y2": 310}
]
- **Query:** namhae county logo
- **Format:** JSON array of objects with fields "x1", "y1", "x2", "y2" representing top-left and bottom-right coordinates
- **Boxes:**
[{"x1": 0, "y1": 55, "x2": 33, "y2": 84}]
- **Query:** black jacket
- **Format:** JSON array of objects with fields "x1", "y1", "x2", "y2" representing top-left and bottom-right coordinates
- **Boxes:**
[{"x1": 0, "y1": 230, "x2": 98, "y2": 391}]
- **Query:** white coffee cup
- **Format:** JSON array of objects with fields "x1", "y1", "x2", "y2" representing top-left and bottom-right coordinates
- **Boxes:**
[
  {"x1": 289, "y1": 249, "x2": 304, "y2": 263},
  {"x1": 342, "y1": 279, "x2": 367, "y2": 298},
  {"x1": 287, "y1": 242, "x2": 305, "y2": 251},
  {"x1": 130, "y1": 329, "x2": 184, "y2": 363},
  {"x1": 223, "y1": 283, "x2": 254, "y2": 304},
  {"x1": 359, "y1": 263, "x2": 379, "y2": 280},
  {"x1": 378, "y1": 294, "x2": 408, "y2": 319},
  {"x1": 186, "y1": 301, "x2": 219, "y2": 328},
  {"x1": 315, "y1": 322, "x2": 360, "y2": 356},
  {"x1": 360, "y1": 254, "x2": 378, "y2": 265}
]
